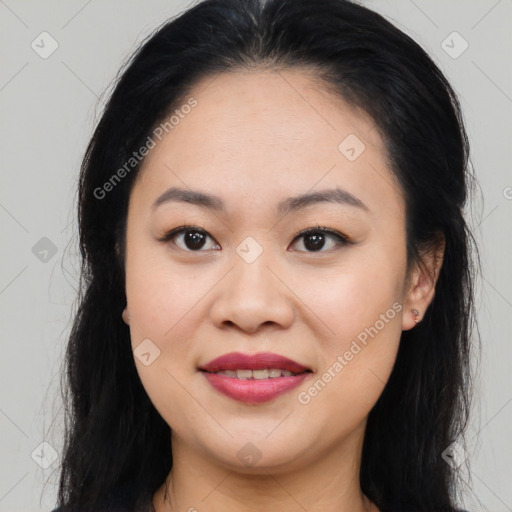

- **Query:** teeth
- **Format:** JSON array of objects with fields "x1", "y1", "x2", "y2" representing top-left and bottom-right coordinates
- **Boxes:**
[
  {"x1": 236, "y1": 369, "x2": 253, "y2": 379},
  {"x1": 213, "y1": 368, "x2": 300, "y2": 379},
  {"x1": 252, "y1": 369, "x2": 269, "y2": 380},
  {"x1": 217, "y1": 370, "x2": 237, "y2": 378}
]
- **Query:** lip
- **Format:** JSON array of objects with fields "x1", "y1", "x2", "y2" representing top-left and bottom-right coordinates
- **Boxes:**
[
  {"x1": 199, "y1": 352, "x2": 312, "y2": 404},
  {"x1": 199, "y1": 351, "x2": 310, "y2": 373}
]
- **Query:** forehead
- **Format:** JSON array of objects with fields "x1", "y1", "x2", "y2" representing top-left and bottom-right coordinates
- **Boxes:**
[{"x1": 133, "y1": 69, "x2": 403, "y2": 219}]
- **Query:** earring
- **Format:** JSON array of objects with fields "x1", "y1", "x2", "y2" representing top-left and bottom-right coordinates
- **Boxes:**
[
  {"x1": 412, "y1": 308, "x2": 420, "y2": 323},
  {"x1": 122, "y1": 306, "x2": 130, "y2": 325}
]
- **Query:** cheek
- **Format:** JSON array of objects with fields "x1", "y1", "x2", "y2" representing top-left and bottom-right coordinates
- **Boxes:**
[
  {"x1": 290, "y1": 255, "x2": 404, "y2": 415},
  {"x1": 124, "y1": 251, "x2": 211, "y2": 431},
  {"x1": 125, "y1": 225, "x2": 208, "y2": 330},
  {"x1": 122, "y1": 212, "x2": 208, "y2": 431},
  {"x1": 290, "y1": 251, "x2": 404, "y2": 341},
  {"x1": 296, "y1": 293, "x2": 403, "y2": 433}
]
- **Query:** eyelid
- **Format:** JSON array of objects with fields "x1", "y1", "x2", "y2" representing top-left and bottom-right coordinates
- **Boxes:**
[
  {"x1": 292, "y1": 225, "x2": 351, "y2": 244},
  {"x1": 288, "y1": 225, "x2": 352, "y2": 252},
  {"x1": 157, "y1": 224, "x2": 352, "y2": 252},
  {"x1": 157, "y1": 224, "x2": 220, "y2": 250}
]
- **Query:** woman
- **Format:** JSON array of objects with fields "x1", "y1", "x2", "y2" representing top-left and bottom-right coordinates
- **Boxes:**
[{"x1": 52, "y1": 0, "x2": 477, "y2": 510}]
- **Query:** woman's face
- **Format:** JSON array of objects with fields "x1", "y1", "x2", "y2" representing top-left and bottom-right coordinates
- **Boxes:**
[{"x1": 124, "y1": 69, "x2": 420, "y2": 472}]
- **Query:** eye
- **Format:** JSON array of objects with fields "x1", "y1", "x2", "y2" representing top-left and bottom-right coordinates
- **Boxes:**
[
  {"x1": 289, "y1": 226, "x2": 350, "y2": 253},
  {"x1": 158, "y1": 225, "x2": 351, "y2": 253},
  {"x1": 158, "y1": 225, "x2": 220, "y2": 251}
]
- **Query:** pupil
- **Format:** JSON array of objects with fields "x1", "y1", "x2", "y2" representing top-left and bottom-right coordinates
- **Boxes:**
[
  {"x1": 304, "y1": 233, "x2": 324, "y2": 251},
  {"x1": 182, "y1": 231, "x2": 327, "y2": 251},
  {"x1": 185, "y1": 230, "x2": 205, "y2": 250}
]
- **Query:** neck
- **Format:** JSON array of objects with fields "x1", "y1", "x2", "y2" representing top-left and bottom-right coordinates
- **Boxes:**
[{"x1": 153, "y1": 423, "x2": 378, "y2": 512}]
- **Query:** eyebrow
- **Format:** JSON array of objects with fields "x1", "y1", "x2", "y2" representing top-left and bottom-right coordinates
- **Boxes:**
[{"x1": 152, "y1": 186, "x2": 369, "y2": 215}]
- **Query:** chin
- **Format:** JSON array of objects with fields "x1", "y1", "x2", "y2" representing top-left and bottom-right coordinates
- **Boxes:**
[{"x1": 197, "y1": 429, "x2": 314, "y2": 474}]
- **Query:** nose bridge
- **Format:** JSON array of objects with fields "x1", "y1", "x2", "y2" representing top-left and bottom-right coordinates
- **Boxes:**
[
  {"x1": 209, "y1": 235, "x2": 294, "y2": 331},
  {"x1": 231, "y1": 235, "x2": 279, "y2": 301}
]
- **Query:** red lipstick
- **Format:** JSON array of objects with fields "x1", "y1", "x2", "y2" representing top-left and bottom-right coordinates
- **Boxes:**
[{"x1": 199, "y1": 352, "x2": 312, "y2": 404}]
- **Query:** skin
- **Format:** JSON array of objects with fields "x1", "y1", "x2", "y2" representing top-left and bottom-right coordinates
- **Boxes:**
[{"x1": 122, "y1": 68, "x2": 443, "y2": 512}]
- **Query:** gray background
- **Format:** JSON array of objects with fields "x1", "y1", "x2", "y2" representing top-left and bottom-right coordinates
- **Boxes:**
[{"x1": 0, "y1": 1, "x2": 510, "y2": 510}]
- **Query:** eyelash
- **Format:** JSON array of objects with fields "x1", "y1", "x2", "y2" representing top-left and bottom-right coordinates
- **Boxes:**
[{"x1": 157, "y1": 224, "x2": 352, "y2": 253}]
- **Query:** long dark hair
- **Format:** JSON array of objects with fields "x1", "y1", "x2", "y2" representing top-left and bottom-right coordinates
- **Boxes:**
[{"x1": 54, "y1": 1, "x2": 479, "y2": 510}]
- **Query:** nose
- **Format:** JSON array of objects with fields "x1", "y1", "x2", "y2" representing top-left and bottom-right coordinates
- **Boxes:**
[{"x1": 208, "y1": 248, "x2": 295, "y2": 334}]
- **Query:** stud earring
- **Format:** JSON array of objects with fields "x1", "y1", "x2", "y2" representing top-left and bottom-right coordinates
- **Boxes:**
[
  {"x1": 412, "y1": 308, "x2": 420, "y2": 323},
  {"x1": 122, "y1": 307, "x2": 130, "y2": 325}
]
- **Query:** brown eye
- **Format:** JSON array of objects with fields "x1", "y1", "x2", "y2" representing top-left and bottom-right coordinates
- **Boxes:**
[
  {"x1": 159, "y1": 226, "x2": 220, "y2": 251},
  {"x1": 182, "y1": 229, "x2": 208, "y2": 250},
  {"x1": 290, "y1": 227, "x2": 349, "y2": 253}
]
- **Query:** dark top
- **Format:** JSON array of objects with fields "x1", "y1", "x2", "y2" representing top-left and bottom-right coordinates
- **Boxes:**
[{"x1": 50, "y1": 479, "x2": 155, "y2": 512}]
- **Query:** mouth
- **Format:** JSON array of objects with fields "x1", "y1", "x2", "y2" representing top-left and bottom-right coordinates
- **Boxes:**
[
  {"x1": 199, "y1": 352, "x2": 313, "y2": 403},
  {"x1": 201, "y1": 368, "x2": 310, "y2": 379}
]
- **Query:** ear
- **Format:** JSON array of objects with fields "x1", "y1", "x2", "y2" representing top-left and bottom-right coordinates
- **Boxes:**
[
  {"x1": 402, "y1": 233, "x2": 445, "y2": 331},
  {"x1": 122, "y1": 306, "x2": 130, "y2": 326}
]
